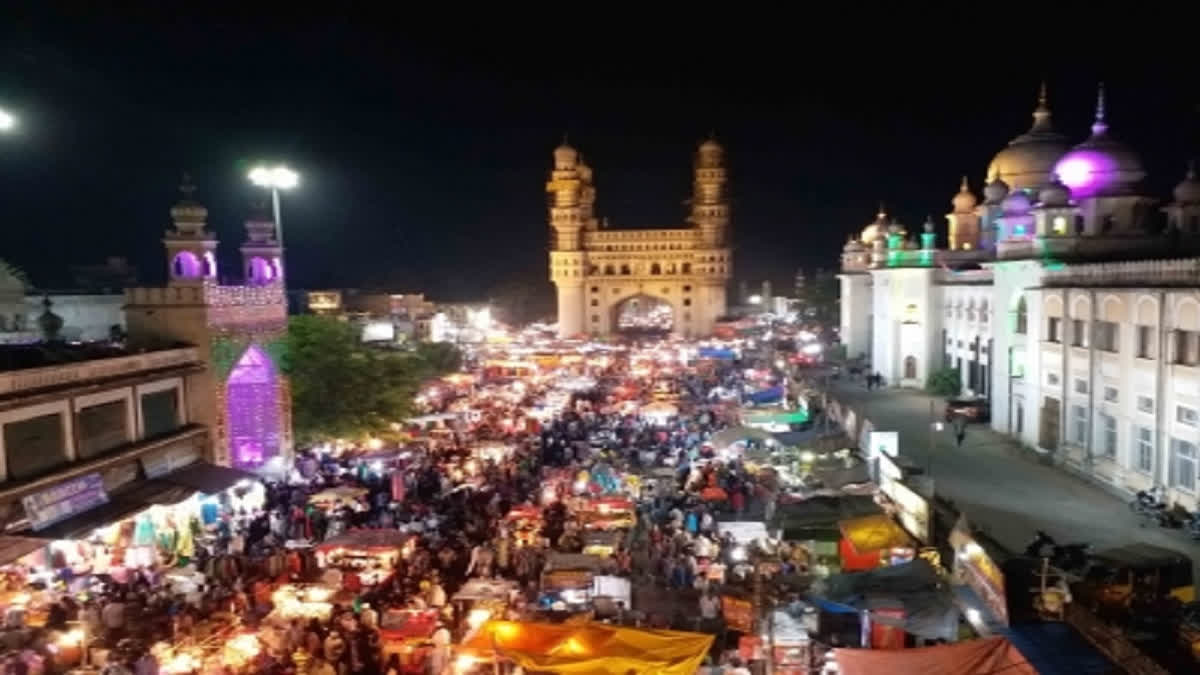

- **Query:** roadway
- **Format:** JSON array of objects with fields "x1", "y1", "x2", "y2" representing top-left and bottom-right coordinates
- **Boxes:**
[{"x1": 825, "y1": 378, "x2": 1200, "y2": 564}]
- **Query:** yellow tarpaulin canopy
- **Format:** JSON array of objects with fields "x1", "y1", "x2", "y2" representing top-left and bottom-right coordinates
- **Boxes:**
[
  {"x1": 838, "y1": 514, "x2": 913, "y2": 554},
  {"x1": 461, "y1": 620, "x2": 713, "y2": 675}
]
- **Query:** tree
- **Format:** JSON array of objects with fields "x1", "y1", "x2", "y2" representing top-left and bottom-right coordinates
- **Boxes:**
[
  {"x1": 925, "y1": 367, "x2": 962, "y2": 397},
  {"x1": 414, "y1": 342, "x2": 463, "y2": 375},
  {"x1": 285, "y1": 316, "x2": 431, "y2": 445}
]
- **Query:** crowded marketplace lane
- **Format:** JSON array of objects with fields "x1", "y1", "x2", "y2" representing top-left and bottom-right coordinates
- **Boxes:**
[
  {"x1": 0, "y1": 328, "x2": 1144, "y2": 674},
  {"x1": 827, "y1": 378, "x2": 1200, "y2": 570}
]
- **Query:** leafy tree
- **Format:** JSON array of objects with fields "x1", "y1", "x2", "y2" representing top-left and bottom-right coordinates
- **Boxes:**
[
  {"x1": 414, "y1": 342, "x2": 463, "y2": 375},
  {"x1": 286, "y1": 316, "x2": 443, "y2": 445},
  {"x1": 925, "y1": 367, "x2": 962, "y2": 397}
]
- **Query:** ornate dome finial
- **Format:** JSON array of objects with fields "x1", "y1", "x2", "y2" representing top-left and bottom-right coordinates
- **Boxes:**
[
  {"x1": 1031, "y1": 80, "x2": 1051, "y2": 129},
  {"x1": 961, "y1": 175, "x2": 970, "y2": 192},
  {"x1": 1092, "y1": 82, "x2": 1108, "y2": 136},
  {"x1": 877, "y1": 201, "x2": 887, "y2": 220},
  {"x1": 179, "y1": 172, "x2": 197, "y2": 202},
  {"x1": 923, "y1": 215, "x2": 935, "y2": 233}
]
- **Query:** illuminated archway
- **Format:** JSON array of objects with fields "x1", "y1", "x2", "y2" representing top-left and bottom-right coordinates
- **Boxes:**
[
  {"x1": 612, "y1": 294, "x2": 674, "y2": 336},
  {"x1": 226, "y1": 345, "x2": 281, "y2": 468},
  {"x1": 173, "y1": 251, "x2": 203, "y2": 279}
]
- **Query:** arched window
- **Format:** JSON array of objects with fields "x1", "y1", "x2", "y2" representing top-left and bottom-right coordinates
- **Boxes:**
[
  {"x1": 604, "y1": 265, "x2": 615, "y2": 275},
  {"x1": 682, "y1": 263, "x2": 691, "y2": 274},
  {"x1": 650, "y1": 263, "x2": 662, "y2": 275},
  {"x1": 1015, "y1": 296, "x2": 1028, "y2": 335},
  {"x1": 620, "y1": 264, "x2": 631, "y2": 275}
]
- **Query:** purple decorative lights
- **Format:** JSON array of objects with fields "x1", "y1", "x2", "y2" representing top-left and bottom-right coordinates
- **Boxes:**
[
  {"x1": 226, "y1": 345, "x2": 281, "y2": 468},
  {"x1": 1054, "y1": 150, "x2": 1117, "y2": 199},
  {"x1": 248, "y1": 256, "x2": 277, "y2": 284},
  {"x1": 172, "y1": 251, "x2": 203, "y2": 278}
]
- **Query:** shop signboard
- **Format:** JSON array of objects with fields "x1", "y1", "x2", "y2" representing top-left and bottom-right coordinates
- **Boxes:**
[
  {"x1": 868, "y1": 431, "x2": 899, "y2": 459},
  {"x1": 879, "y1": 474, "x2": 930, "y2": 544},
  {"x1": 949, "y1": 516, "x2": 1008, "y2": 626},
  {"x1": 141, "y1": 442, "x2": 201, "y2": 479},
  {"x1": 721, "y1": 595, "x2": 754, "y2": 633},
  {"x1": 23, "y1": 473, "x2": 108, "y2": 531}
]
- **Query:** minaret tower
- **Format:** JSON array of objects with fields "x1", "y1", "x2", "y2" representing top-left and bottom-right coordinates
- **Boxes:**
[
  {"x1": 241, "y1": 200, "x2": 284, "y2": 285},
  {"x1": 692, "y1": 137, "x2": 729, "y2": 247},
  {"x1": 947, "y1": 176, "x2": 981, "y2": 250},
  {"x1": 546, "y1": 140, "x2": 587, "y2": 337},
  {"x1": 578, "y1": 154, "x2": 599, "y2": 231},
  {"x1": 163, "y1": 175, "x2": 218, "y2": 285}
]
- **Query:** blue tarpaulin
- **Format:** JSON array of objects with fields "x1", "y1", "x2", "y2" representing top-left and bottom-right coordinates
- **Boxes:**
[
  {"x1": 746, "y1": 386, "x2": 785, "y2": 404},
  {"x1": 698, "y1": 347, "x2": 736, "y2": 360}
]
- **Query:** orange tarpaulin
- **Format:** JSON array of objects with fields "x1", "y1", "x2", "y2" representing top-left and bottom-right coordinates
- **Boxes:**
[
  {"x1": 461, "y1": 620, "x2": 713, "y2": 675},
  {"x1": 833, "y1": 636, "x2": 1037, "y2": 675}
]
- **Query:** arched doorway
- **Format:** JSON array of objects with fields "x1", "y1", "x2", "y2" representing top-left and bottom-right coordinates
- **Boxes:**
[
  {"x1": 903, "y1": 355, "x2": 917, "y2": 380},
  {"x1": 226, "y1": 345, "x2": 281, "y2": 468},
  {"x1": 612, "y1": 294, "x2": 673, "y2": 337}
]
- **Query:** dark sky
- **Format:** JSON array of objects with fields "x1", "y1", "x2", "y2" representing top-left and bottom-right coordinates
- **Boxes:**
[{"x1": 2, "y1": 13, "x2": 1198, "y2": 302}]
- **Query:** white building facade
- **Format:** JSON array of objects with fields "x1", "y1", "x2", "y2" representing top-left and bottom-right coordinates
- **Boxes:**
[{"x1": 839, "y1": 83, "x2": 1200, "y2": 509}]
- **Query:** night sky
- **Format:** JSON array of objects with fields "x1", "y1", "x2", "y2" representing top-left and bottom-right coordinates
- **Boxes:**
[{"x1": 2, "y1": 14, "x2": 1197, "y2": 305}]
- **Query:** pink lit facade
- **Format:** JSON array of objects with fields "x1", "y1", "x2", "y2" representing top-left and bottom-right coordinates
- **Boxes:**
[{"x1": 125, "y1": 179, "x2": 292, "y2": 472}]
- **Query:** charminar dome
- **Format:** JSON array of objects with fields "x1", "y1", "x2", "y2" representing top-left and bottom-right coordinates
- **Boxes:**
[
  {"x1": 1054, "y1": 84, "x2": 1146, "y2": 199},
  {"x1": 859, "y1": 206, "x2": 893, "y2": 244},
  {"x1": 986, "y1": 83, "x2": 1070, "y2": 192},
  {"x1": 553, "y1": 140, "x2": 578, "y2": 169}
]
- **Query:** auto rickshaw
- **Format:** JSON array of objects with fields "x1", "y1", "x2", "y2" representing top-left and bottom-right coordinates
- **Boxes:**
[{"x1": 1080, "y1": 544, "x2": 1194, "y2": 620}]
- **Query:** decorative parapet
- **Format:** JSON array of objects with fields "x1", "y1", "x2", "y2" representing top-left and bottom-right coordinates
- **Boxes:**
[
  {"x1": 936, "y1": 268, "x2": 993, "y2": 284},
  {"x1": 584, "y1": 228, "x2": 701, "y2": 244},
  {"x1": 0, "y1": 346, "x2": 201, "y2": 397},
  {"x1": 125, "y1": 282, "x2": 286, "y2": 309},
  {"x1": 1042, "y1": 257, "x2": 1200, "y2": 287}
]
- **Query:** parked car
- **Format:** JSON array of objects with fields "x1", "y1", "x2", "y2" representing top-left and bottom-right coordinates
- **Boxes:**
[{"x1": 945, "y1": 397, "x2": 990, "y2": 423}]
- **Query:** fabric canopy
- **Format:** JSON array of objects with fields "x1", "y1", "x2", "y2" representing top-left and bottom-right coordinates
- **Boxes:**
[
  {"x1": 811, "y1": 559, "x2": 960, "y2": 641},
  {"x1": 833, "y1": 636, "x2": 1036, "y2": 675},
  {"x1": 710, "y1": 425, "x2": 774, "y2": 449},
  {"x1": 462, "y1": 620, "x2": 713, "y2": 675}
]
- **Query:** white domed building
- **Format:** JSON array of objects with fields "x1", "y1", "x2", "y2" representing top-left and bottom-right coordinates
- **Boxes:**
[{"x1": 839, "y1": 83, "x2": 1200, "y2": 509}]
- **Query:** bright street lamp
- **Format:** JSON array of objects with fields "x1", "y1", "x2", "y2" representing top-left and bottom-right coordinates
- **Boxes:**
[
  {"x1": 0, "y1": 107, "x2": 16, "y2": 133},
  {"x1": 247, "y1": 165, "x2": 299, "y2": 246}
]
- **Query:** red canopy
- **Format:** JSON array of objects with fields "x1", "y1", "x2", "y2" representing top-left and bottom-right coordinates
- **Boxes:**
[{"x1": 833, "y1": 637, "x2": 1035, "y2": 675}]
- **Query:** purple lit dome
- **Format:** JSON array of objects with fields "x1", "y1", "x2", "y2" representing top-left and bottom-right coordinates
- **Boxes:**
[
  {"x1": 1001, "y1": 189, "x2": 1032, "y2": 215},
  {"x1": 1038, "y1": 179, "x2": 1071, "y2": 207},
  {"x1": 1174, "y1": 163, "x2": 1200, "y2": 204},
  {"x1": 986, "y1": 83, "x2": 1070, "y2": 192},
  {"x1": 1054, "y1": 85, "x2": 1145, "y2": 199}
]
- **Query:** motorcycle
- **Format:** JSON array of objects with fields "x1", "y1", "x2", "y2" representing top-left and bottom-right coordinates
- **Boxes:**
[
  {"x1": 1024, "y1": 530, "x2": 1091, "y2": 573},
  {"x1": 1129, "y1": 486, "x2": 1173, "y2": 526}
]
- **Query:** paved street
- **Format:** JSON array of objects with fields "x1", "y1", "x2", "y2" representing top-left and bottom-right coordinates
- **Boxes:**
[{"x1": 827, "y1": 379, "x2": 1200, "y2": 565}]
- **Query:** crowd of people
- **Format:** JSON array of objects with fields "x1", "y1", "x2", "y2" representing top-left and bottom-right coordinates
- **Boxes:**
[{"x1": 1, "y1": 345, "x2": 808, "y2": 674}]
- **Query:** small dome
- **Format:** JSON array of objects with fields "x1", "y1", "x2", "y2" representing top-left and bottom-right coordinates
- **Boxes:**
[
  {"x1": 553, "y1": 142, "x2": 578, "y2": 169},
  {"x1": 1054, "y1": 84, "x2": 1146, "y2": 198},
  {"x1": 987, "y1": 83, "x2": 1070, "y2": 192},
  {"x1": 952, "y1": 176, "x2": 977, "y2": 212},
  {"x1": 984, "y1": 172, "x2": 1010, "y2": 203},
  {"x1": 699, "y1": 138, "x2": 723, "y2": 155},
  {"x1": 1174, "y1": 163, "x2": 1200, "y2": 204},
  {"x1": 1002, "y1": 189, "x2": 1032, "y2": 215},
  {"x1": 859, "y1": 207, "x2": 890, "y2": 244},
  {"x1": 1038, "y1": 179, "x2": 1071, "y2": 207},
  {"x1": 843, "y1": 237, "x2": 864, "y2": 252}
]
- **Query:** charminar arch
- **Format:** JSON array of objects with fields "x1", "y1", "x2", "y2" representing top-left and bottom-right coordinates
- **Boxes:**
[{"x1": 547, "y1": 139, "x2": 732, "y2": 338}]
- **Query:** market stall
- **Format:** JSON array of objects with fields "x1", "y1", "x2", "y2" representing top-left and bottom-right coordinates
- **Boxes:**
[
  {"x1": 504, "y1": 505, "x2": 544, "y2": 548},
  {"x1": 837, "y1": 514, "x2": 915, "y2": 572},
  {"x1": 378, "y1": 607, "x2": 440, "y2": 665},
  {"x1": 315, "y1": 529, "x2": 412, "y2": 587},
  {"x1": 456, "y1": 620, "x2": 713, "y2": 675}
]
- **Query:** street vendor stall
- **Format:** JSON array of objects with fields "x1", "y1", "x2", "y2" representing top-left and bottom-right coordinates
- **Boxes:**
[
  {"x1": 316, "y1": 529, "x2": 413, "y2": 587},
  {"x1": 266, "y1": 583, "x2": 337, "y2": 623},
  {"x1": 308, "y1": 486, "x2": 369, "y2": 511},
  {"x1": 456, "y1": 620, "x2": 713, "y2": 675},
  {"x1": 504, "y1": 505, "x2": 543, "y2": 547},
  {"x1": 573, "y1": 496, "x2": 635, "y2": 531},
  {"x1": 540, "y1": 553, "x2": 608, "y2": 611},
  {"x1": 641, "y1": 401, "x2": 678, "y2": 425},
  {"x1": 837, "y1": 514, "x2": 915, "y2": 572},
  {"x1": 451, "y1": 578, "x2": 521, "y2": 640},
  {"x1": 581, "y1": 530, "x2": 624, "y2": 558},
  {"x1": 378, "y1": 607, "x2": 440, "y2": 666}
]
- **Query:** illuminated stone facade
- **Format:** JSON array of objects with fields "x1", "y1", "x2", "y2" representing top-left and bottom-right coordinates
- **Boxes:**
[
  {"x1": 547, "y1": 140, "x2": 731, "y2": 338},
  {"x1": 839, "y1": 83, "x2": 1200, "y2": 508},
  {"x1": 125, "y1": 179, "x2": 292, "y2": 472}
]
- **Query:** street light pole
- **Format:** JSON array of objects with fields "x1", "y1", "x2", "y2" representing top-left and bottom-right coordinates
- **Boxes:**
[
  {"x1": 248, "y1": 164, "x2": 299, "y2": 249},
  {"x1": 271, "y1": 186, "x2": 283, "y2": 248}
]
